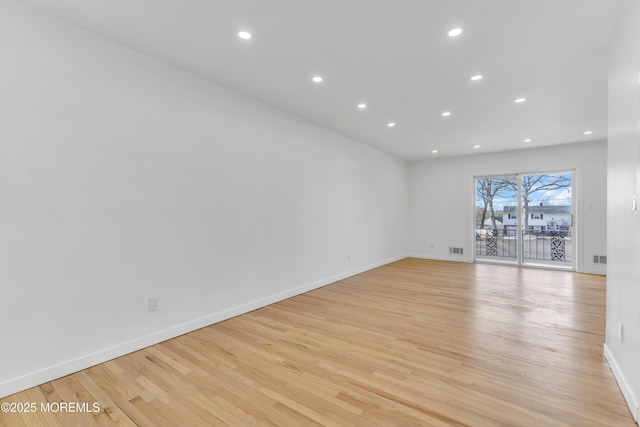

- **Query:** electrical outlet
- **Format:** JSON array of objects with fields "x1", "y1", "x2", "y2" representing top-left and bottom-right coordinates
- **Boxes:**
[
  {"x1": 347, "y1": 254, "x2": 351, "y2": 262},
  {"x1": 149, "y1": 296, "x2": 159, "y2": 312}
]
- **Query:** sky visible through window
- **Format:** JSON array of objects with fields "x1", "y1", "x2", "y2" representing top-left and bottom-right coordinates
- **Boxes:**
[{"x1": 476, "y1": 173, "x2": 572, "y2": 211}]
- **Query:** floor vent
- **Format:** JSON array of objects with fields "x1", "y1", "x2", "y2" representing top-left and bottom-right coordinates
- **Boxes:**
[
  {"x1": 593, "y1": 255, "x2": 607, "y2": 264},
  {"x1": 449, "y1": 247, "x2": 464, "y2": 255}
]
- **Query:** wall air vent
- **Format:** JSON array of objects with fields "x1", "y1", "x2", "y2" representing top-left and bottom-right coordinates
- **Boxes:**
[
  {"x1": 593, "y1": 255, "x2": 607, "y2": 264},
  {"x1": 449, "y1": 247, "x2": 464, "y2": 255}
]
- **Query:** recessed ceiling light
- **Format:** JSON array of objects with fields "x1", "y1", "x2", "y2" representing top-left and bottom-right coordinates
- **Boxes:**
[
  {"x1": 432, "y1": 150, "x2": 439, "y2": 154},
  {"x1": 387, "y1": 122, "x2": 396, "y2": 128},
  {"x1": 442, "y1": 111, "x2": 451, "y2": 117},
  {"x1": 474, "y1": 145, "x2": 480, "y2": 149},
  {"x1": 470, "y1": 74, "x2": 483, "y2": 81},
  {"x1": 357, "y1": 103, "x2": 367, "y2": 110},
  {"x1": 515, "y1": 98, "x2": 527, "y2": 103},
  {"x1": 448, "y1": 28, "x2": 463, "y2": 37},
  {"x1": 312, "y1": 76, "x2": 323, "y2": 83},
  {"x1": 524, "y1": 138, "x2": 532, "y2": 143},
  {"x1": 584, "y1": 130, "x2": 593, "y2": 135},
  {"x1": 238, "y1": 31, "x2": 252, "y2": 40}
]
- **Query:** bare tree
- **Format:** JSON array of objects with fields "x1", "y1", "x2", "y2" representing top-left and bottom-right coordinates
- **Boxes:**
[
  {"x1": 476, "y1": 178, "x2": 516, "y2": 232},
  {"x1": 507, "y1": 174, "x2": 571, "y2": 230}
]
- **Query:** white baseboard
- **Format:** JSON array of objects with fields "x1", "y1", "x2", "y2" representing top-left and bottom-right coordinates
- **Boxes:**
[
  {"x1": 410, "y1": 253, "x2": 609, "y2": 276},
  {"x1": 604, "y1": 343, "x2": 639, "y2": 423},
  {"x1": 409, "y1": 253, "x2": 472, "y2": 263},
  {"x1": 0, "y1": 254, "x2": 407, "y2": 399},
  {"x1": 577, "y1": 262, "x2": 606, "y2": 275}
]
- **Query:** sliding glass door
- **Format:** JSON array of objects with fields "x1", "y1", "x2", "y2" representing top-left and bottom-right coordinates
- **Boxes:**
[
  {"x1": 475, "y1": 176, "x2": 518, "y2": 263},
  {"x1": 520, "y1": 172, "x2": 573, "y2": 268},
  {"x1": 474, "y1": 171, "x2": 574, "y2": 270}
]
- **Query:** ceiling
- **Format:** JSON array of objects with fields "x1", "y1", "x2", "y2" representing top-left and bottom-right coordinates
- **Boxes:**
[{"x1": 18, "y1": 0, "x2": 626, "y2": 160}]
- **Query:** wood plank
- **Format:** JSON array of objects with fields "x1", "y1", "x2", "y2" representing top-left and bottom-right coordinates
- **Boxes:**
[{"x1": 0, "y1": 259, "x2": 635, "y2": 426}]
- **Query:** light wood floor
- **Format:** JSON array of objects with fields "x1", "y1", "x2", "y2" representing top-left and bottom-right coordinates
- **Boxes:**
[{"x1": 0, "y1": 259, "x2": 635, "y2": 426}]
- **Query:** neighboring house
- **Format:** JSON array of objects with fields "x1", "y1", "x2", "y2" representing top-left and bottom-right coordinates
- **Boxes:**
[{"x1": 502, "y1": 205, "x2": 571, "y2": 234}]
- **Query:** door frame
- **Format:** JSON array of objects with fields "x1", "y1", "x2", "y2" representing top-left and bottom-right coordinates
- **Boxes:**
[{"x1": 472, "y1": 169, "x2": 576, "y2": 271}]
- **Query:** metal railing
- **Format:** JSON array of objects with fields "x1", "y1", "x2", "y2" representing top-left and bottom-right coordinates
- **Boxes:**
[{"x1": 475, "y1": 228, "x2": 572, "y2": 263}]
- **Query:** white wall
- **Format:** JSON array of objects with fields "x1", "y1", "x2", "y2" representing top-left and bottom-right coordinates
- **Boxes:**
[
  {"x1": 605, "y1": 0, "x2": 640, "y2": 421},
  {"x1": 408, "y1": 141, "x2": 607, "y2": 275},
  {"x1": 0, "y1": 1, "x2": 408, "y2": 397}
]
